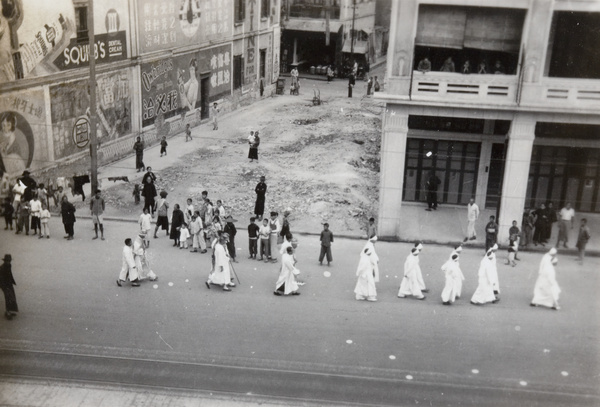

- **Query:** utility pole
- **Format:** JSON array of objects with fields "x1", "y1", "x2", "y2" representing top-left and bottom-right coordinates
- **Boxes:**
[
  {"x1": 88, "y1": 0, "x2": 98, "y2": 194},
  {"x1": 350, "y1": 0, "x2": 356, "y2": 55}
]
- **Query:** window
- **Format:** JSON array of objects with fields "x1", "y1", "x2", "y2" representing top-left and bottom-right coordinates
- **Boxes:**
[
  {"x1": 260, "y1": 49, "x2": 266, "y2": 78},
  {"x1": 235, "y1": 0, "x2": 245, "y2": 22},
  {"x1": 233, "y1": 55, "x2": 244, "y2": 89},
  {"x1": 75, "y1": 6, "x2": 89, "y2": 43},
  {"x1": 261, "y1": 0, "x2": 270, "y2": 18}
]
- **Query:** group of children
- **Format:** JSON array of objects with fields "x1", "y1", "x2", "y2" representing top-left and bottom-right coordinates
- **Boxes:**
[{"x1": 2, "y1": 193, "x2": 52, "y2": 238}]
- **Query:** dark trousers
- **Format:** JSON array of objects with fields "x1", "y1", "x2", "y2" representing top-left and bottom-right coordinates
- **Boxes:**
[
  {"x1": 427, "y1": 191, "x2": 438, "y2": 209},
  {"x1": 30, "y1": 216, "x2": 40, "y2": 232},
  {"x1": 260, "y1": 238, "x2": 270, "y2": 259},
  {"x1": 64, "y1": 222, "x2": 74, "y2": 237},
  {"x1": 485, "y1": 235, "x2": 497, "y2": 251},
  {"x1": 136, "y1": 154, "x2": 144, "y2": 170},
  {"x1": 2, "y1": 286, "x2": 18, "y2": 313},
  {"x1": 143, "y1": 198, "x2": 155, "y2": 215},
  {"x1": 319, "y1": 245, "x2": 332, "y2": 263},
  {"x1": 17, "y1": 215, "x2": 28, "y2": 233},
  {"x1": 249, "y1": 238, "x2": 258, "y2": 257},
  {"x1": 227, "y1": 238, "x2": 236, "y2": 259},
  {"x1": 4, "y1": 215, "x2": 12, "y2": 228}
]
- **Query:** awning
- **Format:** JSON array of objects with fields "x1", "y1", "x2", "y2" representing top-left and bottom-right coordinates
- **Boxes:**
[{"x1": 342, "y1": 41, "x2": 368, "y2": 54}]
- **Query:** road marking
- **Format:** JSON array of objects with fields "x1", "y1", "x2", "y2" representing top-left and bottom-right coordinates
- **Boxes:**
[
  {"x1": 561, "y1": 371, "x2": 569, "y2": 377},
  {"x1": 389, "y1": 355, "x2": 396, "y2": 360},
  {"x1": 346, "y1": 340, "x2": 353, "y2": 344},
  {"x1": 168, "y1": 282, "x2": 174, "y2": 287},
  {"x1": 471, "y1": 369, "x2": 479, "y2": 374},
  {"x1": 515, "y1": 326, "x2": 521, "y2": 331},
  {"x1": 153, "y1": 284, "x2": 158, "y2": 289},
  {"x1": 519, "y1": 381, "x2": 527, "y2": 386},
  {"x1": 406, "y1": 375, "x2": 413, "y2": 380},
  {"x1": 323, "y1": 271, "x2": 331, "y2": 278}
]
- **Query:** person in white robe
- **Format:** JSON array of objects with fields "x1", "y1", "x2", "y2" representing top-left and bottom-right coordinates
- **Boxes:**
[
  {"x1": 206, "y1": 235, "x2": 236, "y2": 291},
  {"x1": 441, "y1": 254, "x2": 462, "y2": 305},
  {"x1": 413, "y1": 242, "x2": 427, "y2": 292},
  {"x1": 117, "y1": 238, "x2": 140, "y2": 287},
  {"x1": 470, "y1": 248, "x2": 499, "y2": 305},
  {"x1": 133, "y1": 231, "x2": 157, "y2": 281},
  {"x1": 362, "y1": 236, "x2": 380, "y2": 283},
  {"x1": 530, "y1": 248, "x2": 561, "y2": 310},
  {"x1": 449, "y1": 245, "x2": 465, "y2": 298},
  {"x1": 274, "y1": 246, "x2": 300, "y2": 296},
  {"x1": 398, "y1": 245, "x2": 426, "y2": 300},
  {"x1": 354, "y1": 245, "x2": 377, "y2": 301},
  {"x1": 487, "y1": 243, "x2": 500, "y2": 295}
]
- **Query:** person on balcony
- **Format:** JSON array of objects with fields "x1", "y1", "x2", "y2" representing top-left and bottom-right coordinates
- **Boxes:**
[
  {"x1": 478, "y1": 61, "x2": 487, "y2": 74},
  {"x1": 417, "y1": 57, "x2": 431, "y2": 73},
  {"x1": 493, "y1": 60, "x2": 505, "y2": 74},
  {"x1": 461, "y1": 60, "x2": 471, "y2": 74},
  {"x1": 440, "y1": 57, "x2": 455, "y2": 72}
]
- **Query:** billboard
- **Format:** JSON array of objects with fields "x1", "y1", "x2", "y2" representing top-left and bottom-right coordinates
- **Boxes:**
[
  {"x1": 0, "y1": 0, "x2": 129, "y2": 83},
  {"x1": 141, "y1": 44, "x2": 232, "y2": 127},
  {"x1": 138, "y1": 0, "x2": 233, "y2": 54}
]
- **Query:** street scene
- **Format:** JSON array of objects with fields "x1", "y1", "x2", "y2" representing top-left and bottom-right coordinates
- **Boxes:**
[{"x1": 1, "y1": 0, "x2": 600, "y2": 406}]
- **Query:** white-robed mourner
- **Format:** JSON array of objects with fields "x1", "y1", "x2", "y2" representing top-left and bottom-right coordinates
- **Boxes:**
[
  {"x1": 274, "y1": 247, "x2": 300, "y2": 295},
  {"x1": 398, "y1": 244, "x2": 426, "y2": 300},
  {"x1": 531, "y1": 248, "x2": 561, "y2": 310},
  {"x1": 118, "y1": 239, "x2": 140, "y2": 286},
  {"x1": 206, "y1": 236, "x2": 236, "y2": 291},
  {"x1": 133, "y1": 232, "x2": 157, "y2": 281},
  {"x1": 441, "y1": 253, "x2": 462, "y2": 305},
  {"x1": 470, "y1": 248, "x2": 499, "y2": 305},
  {"x1": 354, "y1": 243, "x2": 378, "y2": 301},
  {"x1": 487, "y1": 244, "x2": 500, "y2": 295},
  {"x1": 450, "y1": 245, "x2": 465, "y2": 298}
]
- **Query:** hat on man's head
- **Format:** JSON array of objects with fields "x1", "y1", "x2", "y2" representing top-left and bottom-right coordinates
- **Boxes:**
[
  {"x1": 3, "y1": 254, "x2": 12, "y2": 262},
  {"x1": 224, "y1": 215, "x2": 237, "y2": 223},
  {"x1": 22, "y1": 171, "x2": 30, "y2": 176},
  {"x1": 260, "y1": 176, "x2": 266, "y2": 181},
  {"x1": 270, "y1": 211, "x2": 278, "y2": 217}
]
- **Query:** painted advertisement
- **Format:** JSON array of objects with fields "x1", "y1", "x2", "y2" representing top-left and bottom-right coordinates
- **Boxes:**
[
  {"x1": 0, "y1": 89, "x2": 48, "y2": 188},
  {"x1": 141, "y1": 44, "x2": 232, "y2": 128},
  {"x1": 138, "y1": 0, "x2": 233, "y2": 54},
  {"x1": 50, "y1": 68, "x2": 132, "y2": 160},
  {"x1": 0, "y1": 0, "x2": 129, "y2": 83}
]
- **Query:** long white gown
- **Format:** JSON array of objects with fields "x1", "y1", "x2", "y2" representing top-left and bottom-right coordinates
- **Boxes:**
[
  {"x1": 398, "y1": 253, "x2": 424, "y2": 298},
  {"x1": 441, "y1": 258, "x2": 460, "y2": 303},
  {"x1": 488, "y1": 251, "x2": 500, "y2": 294},
  {"x1": 470, "y1": 255, "x2": 496, "y2": 304},
  {"x1": 209, "y1": 243, "x2": 231, "y2": 285},
  {"x1": 354, "y1": 249, "x2": 377, "y2": 301},
  {"x1": 531, "y1": 253, "x2": 560, "y2": 308},
  {"x1": 275, "y1": 253, "x2": 300, "y2": 294},
  {"x1": 119, "y1": 245, "x2": 139, "y2": 282},
  {"x1": 133, "y1": 236, "x2": 157, "y2": 280},
  {"x1": 449, "y1": 250, "x2": 465, "y2": 298}
]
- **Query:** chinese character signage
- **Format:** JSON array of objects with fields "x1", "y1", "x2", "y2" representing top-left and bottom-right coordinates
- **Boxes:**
[
  {"x1": 141, "y1": 44, "x2": 231, "y2": 127},
  {"x1": 0, "y1": 0, "x2": 130, "y2": 83},
  {"x1": 138, "y1": 0, "x2": 233, "y2": 54}
]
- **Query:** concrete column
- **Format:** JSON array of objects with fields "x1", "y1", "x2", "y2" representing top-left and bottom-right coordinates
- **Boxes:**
[
  {"x1": 497, "y1": 116, "x2": 535, "y2": 242},
  {"x1": 292, "y1": 37, "x2": 298, "y2": 65},
  {"x1": 476, "y1": 140, "x2": 492, "y2": 208},
  {"x1": 377, "y1": 106, "x2": 408, "y2": 239}
]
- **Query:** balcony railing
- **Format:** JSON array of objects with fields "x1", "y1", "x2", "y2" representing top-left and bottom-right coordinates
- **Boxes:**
[
  {"x1": 410, "y1": 72, "x2": 518, "y2": 105},
  {"x1": 288, "y1": 5, "x2": 340, "y2": 19},
  {"x1": 542, "y1": 78, "x2": 600, "y2": 104}
]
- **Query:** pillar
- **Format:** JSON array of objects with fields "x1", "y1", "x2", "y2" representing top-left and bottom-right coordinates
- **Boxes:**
[
  {"x1": 497, "y1": 116, "x2": 535, "y2": 242},
  {"x1": 377, "y1": 106, "x2": 408, "y2": 239},
  {"x1": 292, "y1": 37, "x2": 298, "y2": 65}
]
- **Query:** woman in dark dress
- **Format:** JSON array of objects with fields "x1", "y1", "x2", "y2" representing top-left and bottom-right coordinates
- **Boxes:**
[
  {"x1": 142, "y1": 175, "x2": 157, "y2": 216},
  {"x1": 170, "y1": 204, "x2": 184, "y2": 247},
  {"x1": 0, "y1": 254, "x2": 18, "y2": 320},
  {"x1": 533, "y1": 203, "x2": 548, "y2": 246},
  {"x1": 60, "y1": 196, "x2": 76, "y2": 240},
  {"x1": 248, "y1": 131, "x2": 259, "y2": 162}
]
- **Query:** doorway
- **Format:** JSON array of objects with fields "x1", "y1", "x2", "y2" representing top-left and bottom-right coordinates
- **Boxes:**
[
  {"x1": 485, "y1": 143, "x2": 506, "y2": 209},
  {"x1": 200, "y1": 76, "x2": 210, "y2": 120}
]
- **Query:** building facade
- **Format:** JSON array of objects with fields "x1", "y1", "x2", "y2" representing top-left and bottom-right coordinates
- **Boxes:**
[
  {"x1": 377, "y1": 0, "x2": 600, "y2": 242},
  {"x1": 0, "y1": 0, "x2": 280, "y2": 194}
]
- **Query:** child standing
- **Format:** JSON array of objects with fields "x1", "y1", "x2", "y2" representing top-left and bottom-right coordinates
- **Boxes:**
[
  {"x1": 179, "y1": 223, "x2": 190, "y2": 249},
  {"x1": 505, "y1": 239, "x2": 517, "y2": 267},
  {"x1": 248, "y1": 217, "x2": 260, "y2": 259},
  {"x1": 154, "y1": 190, "x2": 169, "y2": 238},
  {"x1": 132, "y1": 184, "x2": 141, "y2": 204},
  {"x1": 185, "y1": 123, "x2": 192, "y2": 142},
  {"x1": 16, "y1": 201, "x2": 30, "y2": 235},
  {"x1": 576, "y1": 218, "x2": 591, "y2": 264},
  {"x1": 319, "y1": 223, "x2": 334, "y2": 266},
  {"x1": 138, "y1": 208, "x2": 152, "y2": 246},
  {"x1": 485, "y1": 215, "x2": 498, "y2": 252},
  {"x1": 2, "y1": 197, "x2": 14, "y2": 230},
  {"x1": 160, "y1": 136, "x2": 168, "y2": 156},
  {"x1": 39, "y1": 204, "x2": 51, "y2": 238},
  {"x1": 259, "y1": 218, "x2": 271, "y2": 262},
  {"x1": 185, "y1": 198, "x2": 194, "y2": 225},
  {"x1": 190, "y1": 212, "x2": 207, "y2": 253},
  {"x1": 30, "y1": 194, "x2": 42, "y2": 236}
]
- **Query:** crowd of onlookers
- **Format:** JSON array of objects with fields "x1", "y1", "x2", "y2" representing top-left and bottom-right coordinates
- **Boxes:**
[{"x1": 417, "y1": 56, "x2": 510, "y2": 75}]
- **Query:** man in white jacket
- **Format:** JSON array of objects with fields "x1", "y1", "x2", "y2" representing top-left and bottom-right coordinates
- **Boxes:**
[{"x1": 117, "y1": 238, "x2": 140, "y2": 287}]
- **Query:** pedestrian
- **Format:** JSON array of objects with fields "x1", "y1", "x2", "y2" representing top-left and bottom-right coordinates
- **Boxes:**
[
  {"x1": 60, "y1": 195, "x2": 76, "y2": 240},
  {"x1": 449, "y1": 244, "x2": 465, "y2": 299},
  {"x1": 508, "y1": 220, "x2": 521, "y2": 260},
  {"x1": 522, "y1": 209, "x2": 534, "y2": 249},
  {"x1": 464, "y1": 197, "x2": 479, "y2": 242},
  {"x1": 533, "y1": 204, "x2": 549, "y2": 246},
  {"x1": 505, "y1": 238, "x2": 517, "y2": 267},
  {"x1": 248, "y1": 130, "x2": 260, "y2": 162},
  {"x1": 90, "y1": 189, "x2": 105, "y2": 240},
  {"x1": 141, "y1": 176, "x2": 157, "y2": 216},
  {"x1": 215, "y1": 199, "x2": 226, "y2": 221},
  {"x1": 425, "y1": 170, "x2": 441, "y2": 211},
  {"x1": 206, "y1": 234, "x2": 236, "y2": 291},
  {"x1": 211, "y1": 102, "x2": 219, "y2": 130},
  {"x1": 2, "y1": 196, "x2": 14, "y2": 230},
  {"x1": 142, "y1": 167, "x2": 157, "y2": 186},
  {"x1": 133, "y1": 136, "x2": 145, "y2": 172},
  {"x1": 185, "y1": 123, "x2": 192, "y2": 142},
  {"x1": 274, "y1": 246, "x2": 301, "y2": 296},
  {"x1": 290, "y1": 66, "x2": 299, "y2": 87},
  {"x1": 366, "y1": 76, "x2": 373, "y2": 96},
  {"x1": 318, "y1": 222, "x2": 334, "y2": 266},
  {"x1": 223, "y1": 215, "x2": 238, "y2": 262},
  {"x1": 15, "y1": 200, "x2": 30, "y2": 235},
  {"x1": 0, "y1": 254, "x2": 18, "y2": 320},
  {"x1": 54, "y1": 186, "x2": 66, "y2": 210},
  {"x1": 138, "y1": 207, "x2": 152, "y2": 246},
  {"x1": 269, "y1": 211, "x2": 281, "y2": 263},
  {"x1": 132, "y1": 184, "x2": 141, "y2": 204},
  {"x1": 280, "y1": 208, "x2": 291, "y2": 242},
  {"x1": 470, "y1": 248, "x2": 500, "y2": 306},
  {"x1": 259, "y1": 218, "x2": 271, "y2": 261},
  {"x1": 348, "y1": 73, "x2": 354, "y2": 98},
  {"x1": 29, "y1": 193, "x2": 41, "y2": 236},
  {"x1": 484, "y1": 215, "x2": 498, "y2": 251},
  {"x1": 184, "y1": 198, "x2": 195, "y2": 225},
  {"x1": 487, "y1": 243, "x2": 500, "y2": 295},
  {"x1": 247, "y1": 216, "x2": 260, "y2": 259},
  {"x1": 37, "y1": 183, "x2": 48, "y2": 210},
  {"x1": 11, "y1": 180, "x2": 25, "y2": 211},
  {"x1": 193, "y1": 211, "x2": 208, "y2": 253},
  {"x1": 576, "y1": 219, "x2": 591, "y2": 264},
  {"x1": 373, "y1": 76, "x2": 380, "y2": 92},
  {"x1": 327, "y1": 65, "x2": 334, "y2": 83},
  {"x1": 354, "y1": 244, "x2": 378, "y2": 302},
  {"x1": 18, "y1": 170, "x2": 37, "y2": 202},
  {"x1": 179, "y1": 223, "x2": 190, "y2": 249},
  {"x1": 116, "y1": 238, "x2": 140, "y2": 287},
  {"x1": 530, "y1": 248, "x2": 560, "y2": 310},
  {"x1": 133, "y1": 231, "x2": 157, "y2": 281},
  {"x1": 170, "y1": 203, "x2": 184, "y2": 247},
  {"x1": 367, "y1": 217, "x2": 377, "y2": 239},
  {"x1": 363, "y1": 236, "x2": 380, "y2": 285},
  {"x1": 441, "y1": 253, "x2": 461, "y2": 305},
  {"x1": 154, "y1": 190, "x2": 169, "y2": 238},
  {"x1": 557, "y1": 202, "x2": 575, "y2": 248},
  {"x1": 39, "y1": 203, "x2": 50, "y2": 239},
  {"x1": 160, "y1": 136, "x2": 168, "y2": 157},
  {"x1": 254, "y1": 176, "x2": 267, "y2": 220},
  {"x1": 546, "y1": 202, "x2": 557, "y2": 242},
  {"x1": 398, "y1": 244, "x2": 426, "y2": 300}
]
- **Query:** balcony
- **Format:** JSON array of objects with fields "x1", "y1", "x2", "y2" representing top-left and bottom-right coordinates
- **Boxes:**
[
  {"x1": 409, "y1": 71, "x2": 518, "y2": 106},
  {"x1": 288, "y1": 5, "x2": 340, "y2": 19},
  {"x1": 520, "y1": 78, "x2": 600, "y2": 112}
]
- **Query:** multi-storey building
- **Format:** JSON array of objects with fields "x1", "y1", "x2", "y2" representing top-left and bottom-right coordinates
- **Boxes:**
[
  {"x1": 377, "y1": 0, "x2": 600, "y2": 241},
  {"x1": 0, "y1": 0, "x2": 280, "y2": 194},
  {"x1": 280, "y1": 0, "x2": 376, "y2": 72}
]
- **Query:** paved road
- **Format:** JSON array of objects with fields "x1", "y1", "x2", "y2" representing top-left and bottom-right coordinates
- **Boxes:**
[{"x1": 0, "y1": 219, "x2": 599, "y2": 406}]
